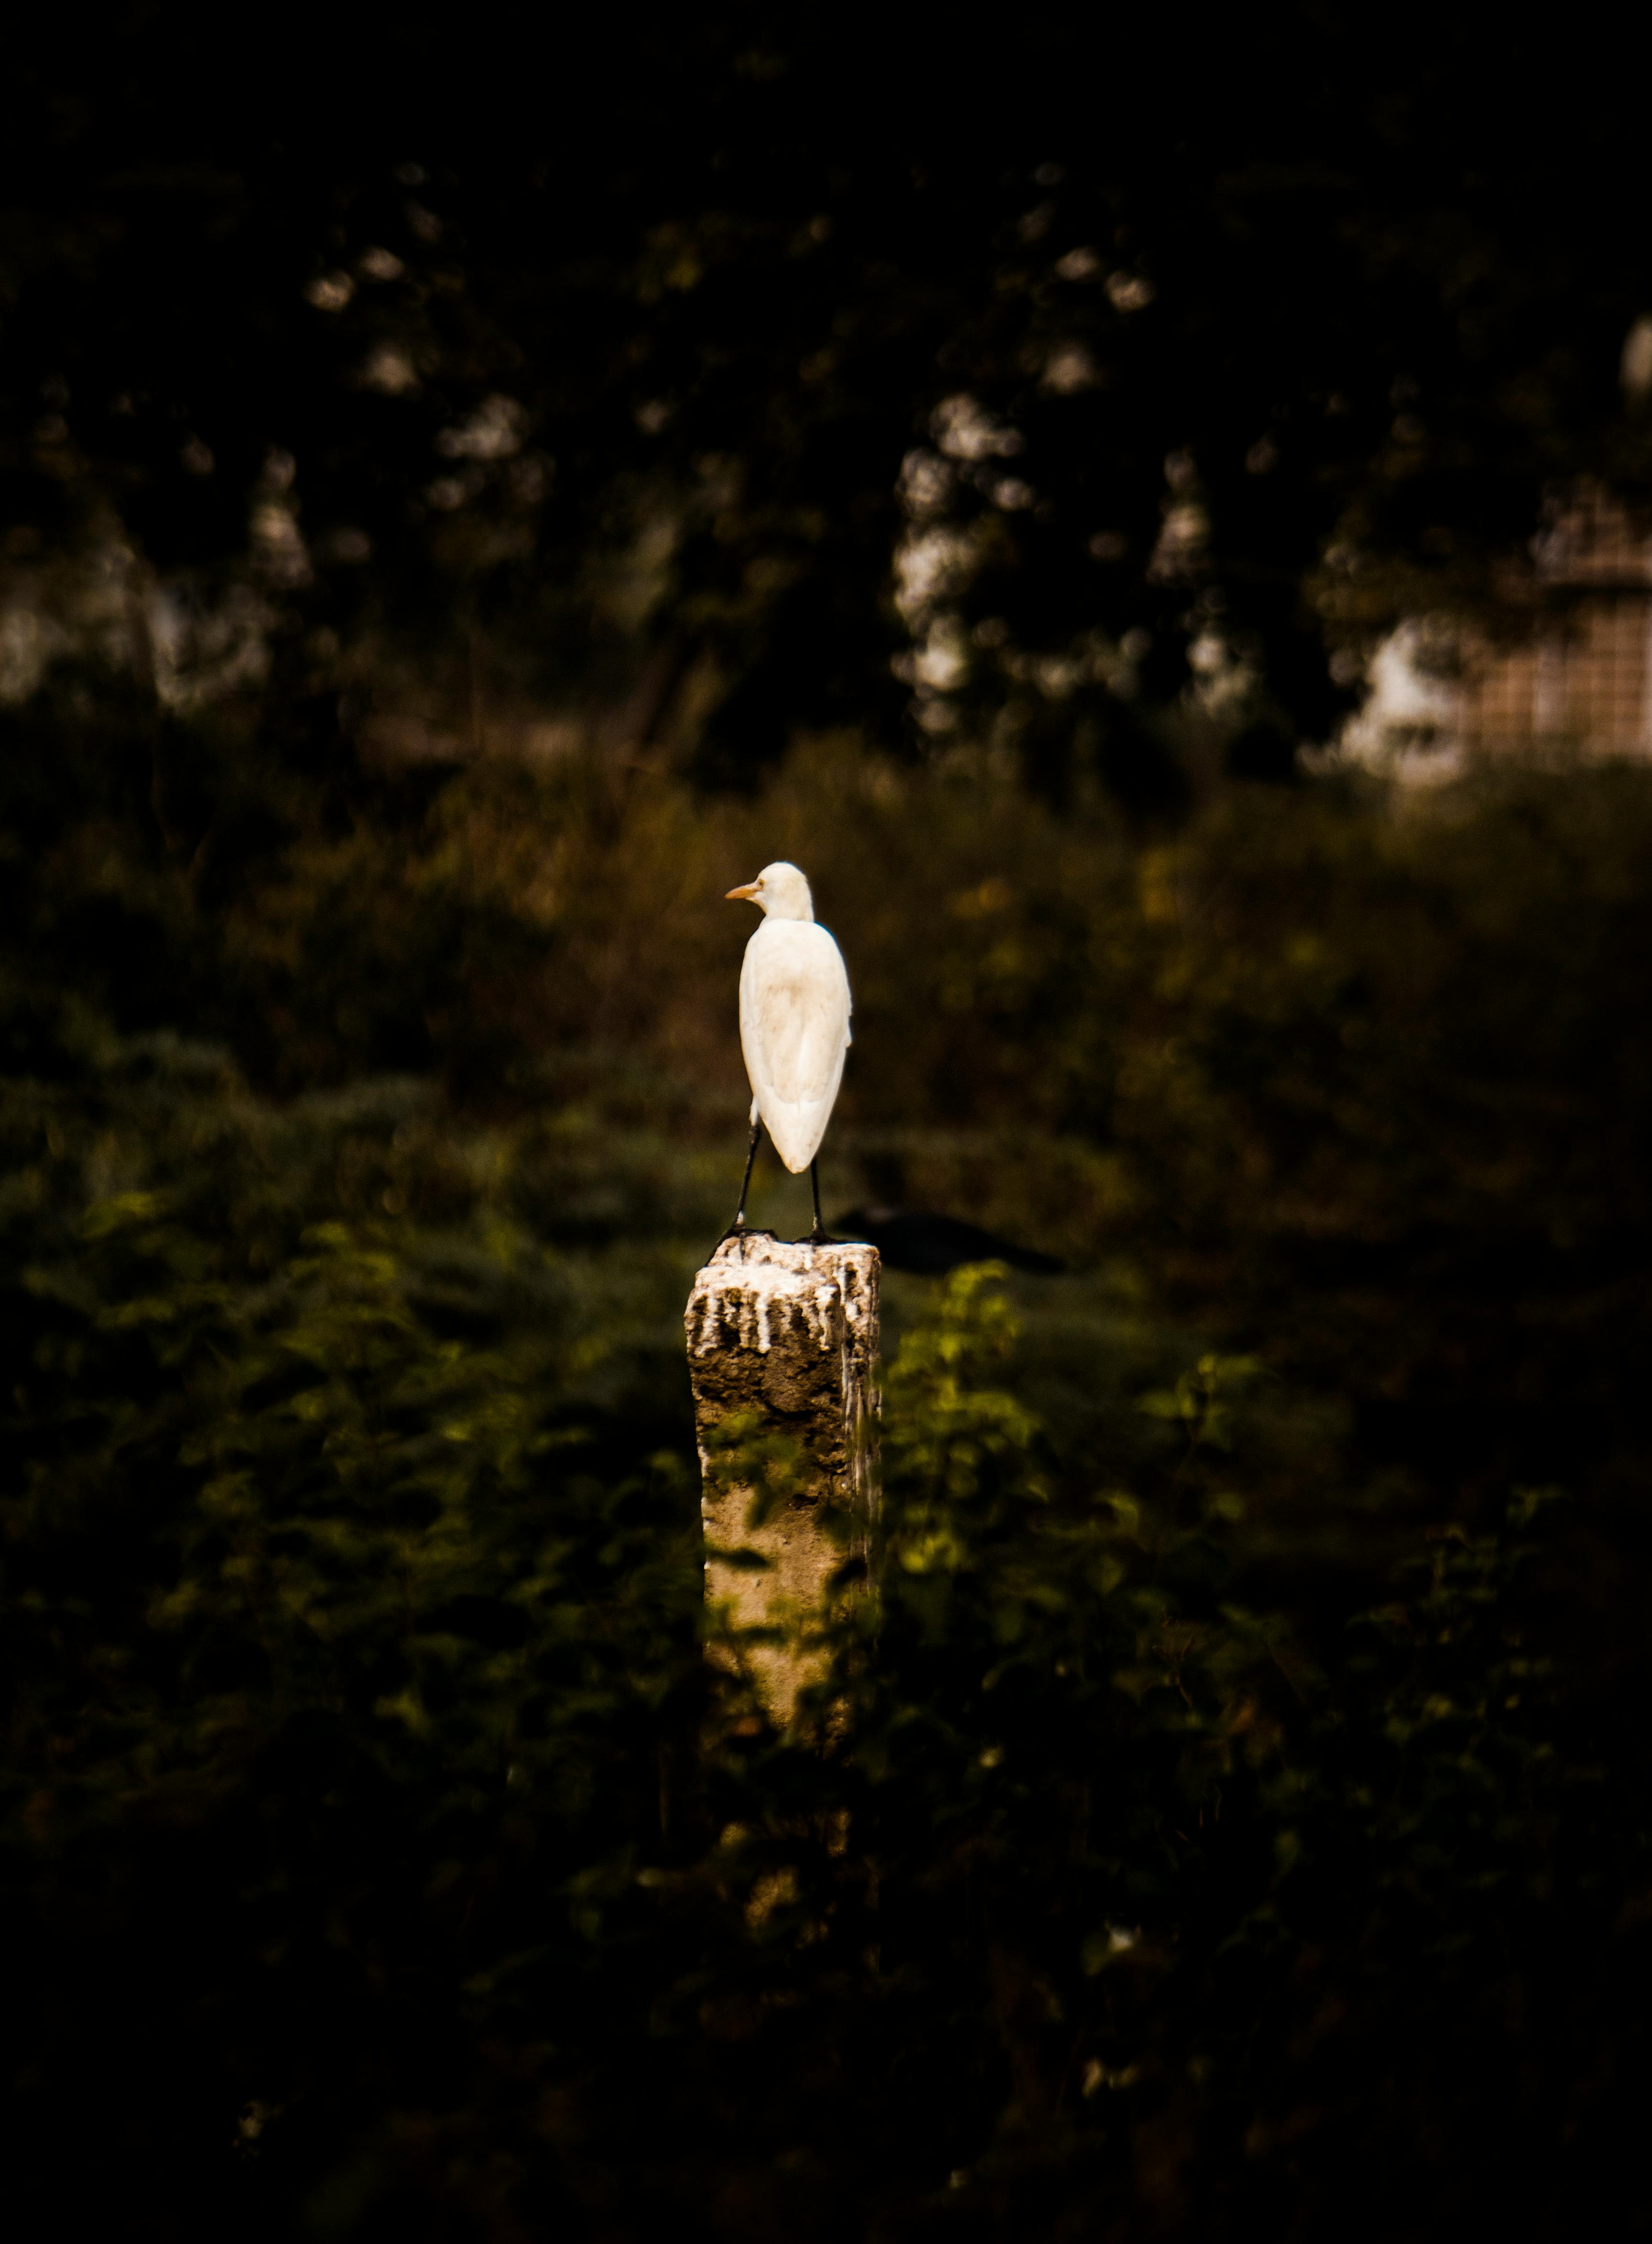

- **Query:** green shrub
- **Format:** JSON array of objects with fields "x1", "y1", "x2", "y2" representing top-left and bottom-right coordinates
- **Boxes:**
[{"x1": 5, "y1": 688, "x2": 1652, "y2": 2234}]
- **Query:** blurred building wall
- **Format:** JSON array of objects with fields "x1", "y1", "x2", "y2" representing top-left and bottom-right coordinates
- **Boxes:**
[
  {"x1": 1461, "y1": 487, "x2": 1652, "y2": 757},
  {"x1": 1347, "y1": 487, "x2": 1652, "y2": 780}
]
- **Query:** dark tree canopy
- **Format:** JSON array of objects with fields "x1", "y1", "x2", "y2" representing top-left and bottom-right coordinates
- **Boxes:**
[{"x1": 6, "y1": 7, "x2": 1652, "y2": 797}]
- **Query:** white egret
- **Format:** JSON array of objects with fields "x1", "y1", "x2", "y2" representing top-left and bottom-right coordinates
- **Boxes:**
[{"x1": 722, "y1": 860, "x2": 851, "y2": 1242}]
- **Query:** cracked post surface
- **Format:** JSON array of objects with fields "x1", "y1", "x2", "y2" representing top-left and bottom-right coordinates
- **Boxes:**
[{"x1": 686, "y1": 1234, "x2": 880, "y2": 1724}]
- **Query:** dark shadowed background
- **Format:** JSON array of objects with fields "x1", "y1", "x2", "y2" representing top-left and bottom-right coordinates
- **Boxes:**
[{"x1": 4, "y1": 10, "x2": 1651, "y2": 2240}]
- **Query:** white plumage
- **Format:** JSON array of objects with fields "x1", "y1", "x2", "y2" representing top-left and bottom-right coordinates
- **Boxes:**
[{"x1": 726, "y1": 861, "x2": 851, "y2": 1173}]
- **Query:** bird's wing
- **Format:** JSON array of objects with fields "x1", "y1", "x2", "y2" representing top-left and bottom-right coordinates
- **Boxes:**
[{"x1": 739, "y1": 921, "x2": 852, "y2": 1172}]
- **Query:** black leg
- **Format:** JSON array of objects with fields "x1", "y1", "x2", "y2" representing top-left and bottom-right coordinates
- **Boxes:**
[
  {"x1": 737, "y1": 1118, "x2": 761, "y2": 1227},
  {"x1": 809, "y1": 1158, "x2": 825, "y2": 1242},
  {"x1": 714, "y1": 1119, "x2": 766, "y2": 1252}
]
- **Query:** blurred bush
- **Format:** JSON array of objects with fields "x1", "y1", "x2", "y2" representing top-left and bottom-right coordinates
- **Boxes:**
[{"x1": 4, "y1": 671, "x2": 1652, "y2": 2234}]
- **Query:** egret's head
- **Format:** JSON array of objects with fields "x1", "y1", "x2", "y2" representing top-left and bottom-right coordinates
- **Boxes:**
[{"x1": 724, "y1": 861, "x2": 814, "y2": 921}]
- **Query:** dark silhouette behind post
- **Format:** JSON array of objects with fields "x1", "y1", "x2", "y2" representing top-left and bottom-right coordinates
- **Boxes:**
[{"x1": 832, "y1": 1205, "x2": 1064, "y2": 1276}]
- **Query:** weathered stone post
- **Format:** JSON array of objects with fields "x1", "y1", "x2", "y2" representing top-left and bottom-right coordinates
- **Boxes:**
[{"x1": 685, "y1": 1234, "x2": 880, "y2": 1724}]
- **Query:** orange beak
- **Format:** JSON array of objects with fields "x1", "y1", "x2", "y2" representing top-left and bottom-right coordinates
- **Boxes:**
[{"x1": 725, "y1": 882, "x2": 760, "y2": 901}]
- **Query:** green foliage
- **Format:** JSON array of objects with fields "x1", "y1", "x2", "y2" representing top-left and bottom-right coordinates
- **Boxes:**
[
  {"x1": 679, "y1": 1271, "x2": 1641, "y2": 2239},
  {"x1": 5, "y1": 658, "x2": 1652, "y2": 2232},
  {"x1": 2, "y1": 1098, "x2": 1648, "y2": 2237},
  {"x1": 1, "y1": 1040, "x2": 709, "y2": 2235}
]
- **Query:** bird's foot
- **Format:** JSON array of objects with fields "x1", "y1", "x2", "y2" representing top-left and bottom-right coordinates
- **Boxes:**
[{"x1": 712, "y1": 1221, "x2": 777, "y2": 1255}]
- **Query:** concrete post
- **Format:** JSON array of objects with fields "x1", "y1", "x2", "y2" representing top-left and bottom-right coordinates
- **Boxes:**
[{"x1": 685, "y1": 1234, "x2": 880, "y2": 1724}]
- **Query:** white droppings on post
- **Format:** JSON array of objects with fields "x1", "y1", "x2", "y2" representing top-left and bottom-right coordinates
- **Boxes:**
[{"x1": 686, "y1": 1234, "x2": 845, "y2": 1358}]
